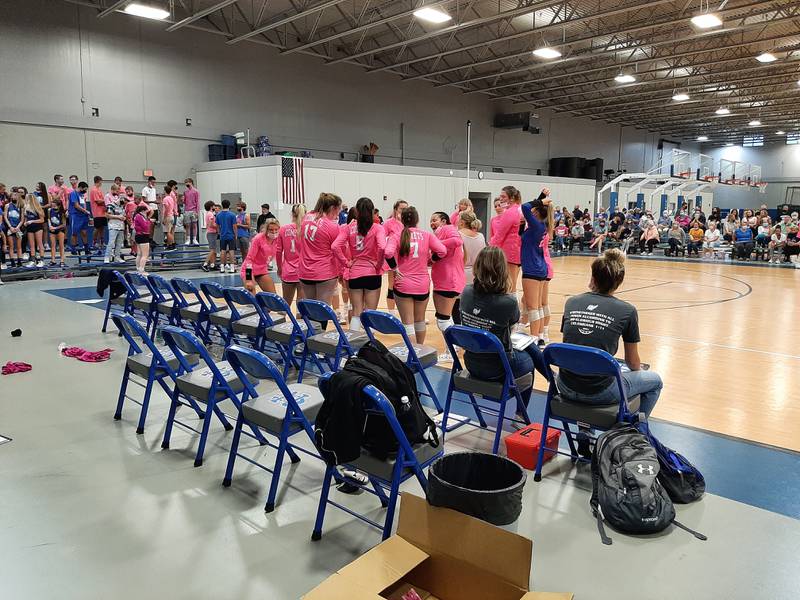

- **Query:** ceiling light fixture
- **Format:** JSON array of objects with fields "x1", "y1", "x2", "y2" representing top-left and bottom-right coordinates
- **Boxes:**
[
  {"x1": 725, "y1": 142, "x2": 734, "y2": 146},
  {"x1": 672, "y1": 92, "x2": 690, "y2": 101},
  {"x1": 755, "y1": 52, "x2": 777, "y2": 63},
  {"x1": 532, "y1": 47, "x2": 562, "y2": 59},
  {"x1": 690, "y1": 13, "x2": 722, "y2": 28},
  {"x1": 776, "y1": 130, "x2": 786, "y2": 135},
  {"x1": 413, "y1": 7, "x2": 452, "y2": 23},
  {"x1": 748, "y1": 120, "x2": 761, "y2": 126},
  {"x1": 715, "y1": 107, "x2": 730, "y2": 115},
  {"x1": 124, "y1": 3, "x2": 170, "y2": 20},
  {"x1": 614, "y1": 73, "x2": 636, "y2": 83},
  {"x1": 697, "y1": 136, "x2": 709, "y2": 141}
]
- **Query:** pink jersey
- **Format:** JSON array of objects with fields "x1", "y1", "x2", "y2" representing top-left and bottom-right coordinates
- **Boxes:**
[
  {"x1": 490, "y1": 203, "x2": 522, "y2": 264},
  {"x1": 275, "y1": 223, "x2": 301, "y2": 282},
  {"x1": 385, "y1": 227, "x2": 447, "y2": 295},
  {"x1": 541, "y1": 232, "x2": 553, "y2": 279},
  {"x1": 162, "y1": 195, "x2": 176, "y2": 218},
  {"x1": 48, "y1": 184, "x2": 69, "y2": 211},
  {"x1": 124, "y1": 199, "x2": 137, "y2": 224},
  {"x1": 241, "y1": 233, "x2": 277, "y2": 278},
  {"x1": 431, "y1": 224, "x2": 465, "y2": 293},
  {"x1": 205, "y1": 210, "x2": 218, "y2": 233},
  {"x1": 299, "y1": 215, "x2": 344, "y2": 281},
  {"x1": 90, "y1": 187, "x2": 106, "y2": 217},
  {"x1": 450, "y1": 210, "x2": 461, "y2": 226},
  {"x1": 332, "y1": 221, "x2": 387, "y2": 280},
  {"x1": 383, "y1": 217, "x2": 404, "y2": 240}
]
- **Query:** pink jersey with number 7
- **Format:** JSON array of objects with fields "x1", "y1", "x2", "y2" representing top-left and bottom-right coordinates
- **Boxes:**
[{"x1": 385, "y1": 228, "x2": 447, "y2": 295}]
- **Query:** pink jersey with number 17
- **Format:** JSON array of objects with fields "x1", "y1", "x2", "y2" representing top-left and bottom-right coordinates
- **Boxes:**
[
  {"x1": 385, "y1": 228, "x2": 447, "y2": 295},
  {"x1": 298, "y1": 215, "x2": 344, "y2": 281}
]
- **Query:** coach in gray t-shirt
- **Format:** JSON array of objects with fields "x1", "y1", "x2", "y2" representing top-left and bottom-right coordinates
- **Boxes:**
[{"x1": 557, "y1": 249, "x2": 662, "y2": 416}]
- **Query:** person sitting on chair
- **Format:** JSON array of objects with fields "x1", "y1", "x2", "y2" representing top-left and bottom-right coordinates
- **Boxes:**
[
  {"x1": 734, "y1": 221, "x2": 754, "y2": 261},
  {"x1": 666, "y1": 221, "x2": 686, "y2": 256},
  {"x1": 459, "y1": 245, "x2": 547, "y2": 421},
  {"x1": 557, "y1": 249, "x2": 662, "y2": 453}
]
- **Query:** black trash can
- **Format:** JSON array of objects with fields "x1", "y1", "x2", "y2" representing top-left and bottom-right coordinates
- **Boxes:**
[{"x1": 426, "y1": 451, "x2": 526, "y2": 528}]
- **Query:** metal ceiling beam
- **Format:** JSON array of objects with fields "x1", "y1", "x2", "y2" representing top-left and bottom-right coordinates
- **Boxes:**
[
  {"x1": 282, "y1": 1, "x2": 458, "y2": 55},
  {"x1": 226, "y1": 0, "x2": 348, "y2": 45},
  {"x1": 326, "y1": 0, "x2": 563, "y2": 65},
  {"x1": 166, "y1": 0, "x2": 241, "y2": 32},
  {"x1": 98, "y1": 0, "x2": 130, "y2": 18}
]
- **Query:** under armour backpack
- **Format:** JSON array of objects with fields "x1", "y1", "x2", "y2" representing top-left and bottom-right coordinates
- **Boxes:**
[{"x1": 591, "y1": 423, "x2": 707, "y2": 545}]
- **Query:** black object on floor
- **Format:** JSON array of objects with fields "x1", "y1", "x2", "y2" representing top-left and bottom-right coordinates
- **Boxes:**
[{"x1": 11, "y1": 329, "x2": 22, "y2": 337}]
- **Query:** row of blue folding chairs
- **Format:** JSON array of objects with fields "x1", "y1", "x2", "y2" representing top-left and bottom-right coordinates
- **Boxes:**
[{"x1": 111, "y1": 312, "x2": 444, "y2": 540}]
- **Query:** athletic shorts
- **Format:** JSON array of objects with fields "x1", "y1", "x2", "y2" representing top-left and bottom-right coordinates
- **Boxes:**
[
  {"x1": 93, "y1": 217, "x2": 107, "y2": 228},
  {"x1": 26, "y1": 223, "x2": 43, "y2": 234},
  {"x1": 433, "y1": 290, "x2": 459, "y2": 298},
  {"x1": 522, "y1": 273, "x2": 548, "y2": 281},
  {"x1": 394, "y1": 289, "x2": 430, "y2": 302},
  {"x1": 206, "y1": 232, "x2": 219, "y2": 251},
  {"x1": 348, "y1": 275, "x2": 382, "y2": 290},
  {"x1": 183, "y1": 211, "x2": 198, "y2": 224},
  {"x1": 220, "y1": 238, "x2": 235, "y2": 251},
  {"x1": 135, "y1": 234, "x2": 150, "y2": 245},
  {"x1": 71, "y1": 217, "x2": 89, "y2": 230}
]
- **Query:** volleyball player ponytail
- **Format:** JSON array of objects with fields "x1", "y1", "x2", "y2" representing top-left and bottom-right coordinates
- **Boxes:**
[
  {"x1": 292, "y1": 204, "x2": 306, "y2": 228},
  {"x1": 355, "y1": 197, "x2": 374, "y2": 237},
  {"x1": 399, "y1": 206, "x2": 419, "y2": 257}
]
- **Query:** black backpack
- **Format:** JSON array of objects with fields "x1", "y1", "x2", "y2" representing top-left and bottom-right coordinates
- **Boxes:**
[
  {"x1": 349, "y1": 340, "x2": 439, "y2": 460},
  {"x1": 638, "y1": 422, "x2": 706, "y2": 504},
  {"x1": 590, "y1": 423, "x2": 706, "y2": 545}
]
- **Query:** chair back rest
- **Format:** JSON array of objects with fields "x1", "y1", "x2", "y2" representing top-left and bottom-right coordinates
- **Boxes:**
[
  {"x1": 542, "y1": 342, "x2": 626, "y2": 400},
  {"x1": 161, "y1": 325, "x2": 214, "y2": 374},
  {"x1": 113, "y1": 270, "x2": 137, "y2": 298},
  {"x1": 297, "y1": 299, "x2": 345, "y2": 338},
  {"x1": 225, "y1": 345, "x2": 294, "y2": 400},
  {"x1": 147, "y1": 274, "x2": 174, "y2": 303},
  {"x1": 360, "y1": 310, "x2": 417, "y2": 358},
  {"x1": 171, "y1": 278, "x2": 209, "y2": 311},
  {"x1": 200, "y1": 281, "x2": 225, "y2": 313},
  {"x1": 125, "y1": 272, "x2": 152, "y2": 299},
  {"x1": 222, "y1": 286, "x2": 263, "y2": 322},
  {"x1": 443, "y1": 325, "x2": 515, "y2": 382},
  {"x1": 112, "y1": 313, "x2": 148, "y2": 355},
  {"x1": 256, "y1": 292, "x2": 302, "y2": 331}
]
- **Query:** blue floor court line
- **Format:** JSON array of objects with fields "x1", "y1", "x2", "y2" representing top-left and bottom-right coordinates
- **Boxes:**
[{"x1": 43, "y1": 282, "x2": 800, "y2": 520}]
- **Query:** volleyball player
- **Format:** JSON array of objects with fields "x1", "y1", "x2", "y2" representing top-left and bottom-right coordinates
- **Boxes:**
[
  {"x1": 520, "y1": 198, "x2": 551, "y2": 343},
  {"x1": 382, "y1": 199, "x2": 408, "y2": 313},
  {"x1": 275, "y1": 204, "x2": 305, "y2": 305},
  {"x1": 429, "y1": 211, "x2": 464, "y2": 359},
  {"x1": 241, "y1": 217, "x2": 279, "y2": 293},
  {"x1": 298, "y1": 193, "x2": 344, "y2": 304}
]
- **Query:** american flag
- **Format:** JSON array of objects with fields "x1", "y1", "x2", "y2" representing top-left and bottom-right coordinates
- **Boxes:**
[{"x1": 281, "y1": 156, "x2": 305, "y2": 204}]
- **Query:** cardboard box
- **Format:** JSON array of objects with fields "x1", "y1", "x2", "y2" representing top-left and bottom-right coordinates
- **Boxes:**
[{"x1": 304, "y1": 493, "x2": 573, "y2": 600}]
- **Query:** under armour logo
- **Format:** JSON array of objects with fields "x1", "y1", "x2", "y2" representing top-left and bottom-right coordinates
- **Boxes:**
[
  {"x1": 587, "y1": 304, "x2": 599, "y2": 311},
  {"x1": 636, "y1": 463, "x2": 655, "y2": 475}
]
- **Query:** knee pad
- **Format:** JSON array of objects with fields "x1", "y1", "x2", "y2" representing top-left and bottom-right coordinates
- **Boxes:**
[
  {"x1": 404, "y1": 323, "x2": 416, "y2": 337},
  {"x1": 528, "y1": 309, "x2": 542, "y2": 322},
  {"x1": 436, "y1": 317, "x2": 454, "y2": 333},
  {"x1": 414, "y1": 321, "x2": 427, "y2": 333},
  {"x1": 542, "y1": 305, "x2": 551, "y2": 317},
  {"x1": 386, "y1": 289, "x2": 394, "y2": 300}
]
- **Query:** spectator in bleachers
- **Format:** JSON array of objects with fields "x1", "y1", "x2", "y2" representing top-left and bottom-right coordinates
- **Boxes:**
[
  {"x1": 569, "y1": 220, "x2": 584, "y2": 252},
  {"x1": 639, "y1": 221, "x2": 659, "y2": 255},
  {"x1": 723, "y1": 210, "x2": 739, "y2": 242},
  {"x1": 687, "y1": 221, "x2": 704, "y2": 256},
  {"x1": 619, "y1": 218, "x2": 635, "y2": 255},
  {"x1": 589, "y1": 217, "x2": 608, "y2": 254},
  {"x1": 734, "y1": 220, "x2": 754, "y2": 261},
  {"x1": 743, "y1": 209, "x2": 758, "y2": 238},
  {"x1": 657, "y1": 210, "x2": 672, "y2": 237},
  {"x1": 757, "y1": 208, "x2": 771, "y2": 227},
  {"x1": 778, "y1": 214, "x2": 792, "y2": 234},
  {"x1": 572, "y1": 204, "x2": 583, "y2": 221},
  {"x1": 554, "y1": 220, "x2": 568, "y2": 253},
  {"x1": 769, "y1": 225, "x2": 786, "y2": 264},
  {"x1": 784, "y1": 225, "x2": 800, "y2": 267},
  {"x1": 675, "y1": 210, "x2": 690, "y2": 231},
  {"x1": 665, "y1": 222, "x2": 686, "y2": 257},
  {"x1": 693, "y1": 207, "x2": 706, "y2": 226},
  {"x1": 702, "y1": 222, "x2": 721, "y2": 259},
  {"x1": 756, "y1": 219, "x2": 771, "y2": 249}
]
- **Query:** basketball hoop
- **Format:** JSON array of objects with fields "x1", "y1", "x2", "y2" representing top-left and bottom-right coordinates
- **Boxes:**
[
  {"x1": 756, "y1": 182, "x2": 768, "y2": 194},
  {"x1": 678, "y1": 171, "x2": 691, "y2": 179}
]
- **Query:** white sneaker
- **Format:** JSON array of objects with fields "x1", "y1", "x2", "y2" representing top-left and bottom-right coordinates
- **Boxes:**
[
  {"x1": 228, "y1": 264, "x2": 235, "y2": 273},
  {"x1": 25, "y1": 260, "x2": 35, "y2": 268},
  {"x1": 103, "y1": 257, "x2": 111, "y2": 264},
  {"x1": 36, "y1": 260, "x2": 44, "y2": 267},
  {"x1": 438, "y1": 350, "x2": 453, "y2": 363},
  {"x1": 22, "y1": 253, "x2": 29, "y2": 261},
  {"x1": 513, "y1": 322, "x2": 528, "y2": 334}
]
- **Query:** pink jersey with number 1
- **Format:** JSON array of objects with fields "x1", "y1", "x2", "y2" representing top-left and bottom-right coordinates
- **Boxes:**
[
  {"x1": 275, "y1": 223, "x2": 301, "y2": 283},
  {"x1": 385, "y1": 228, "x2": 447, "y2": 295}
]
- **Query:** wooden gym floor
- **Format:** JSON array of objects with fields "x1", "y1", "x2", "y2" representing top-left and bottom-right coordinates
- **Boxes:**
[{"x1": 362, "y1": 255, "x2": 800, "y2": 453}]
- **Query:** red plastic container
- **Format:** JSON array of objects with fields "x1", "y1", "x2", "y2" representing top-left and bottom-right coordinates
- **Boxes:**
[{"x1": 504, "y1": 424, "x2": 562, "y2": 470}]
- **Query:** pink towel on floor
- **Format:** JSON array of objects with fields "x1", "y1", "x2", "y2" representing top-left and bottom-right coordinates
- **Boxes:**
[
  {"x1": 61, "y1": 346, "x2": 114, "y2": 362},
  {"x1": 2, "y1": 362, "x2": 32, "y2": 375}
]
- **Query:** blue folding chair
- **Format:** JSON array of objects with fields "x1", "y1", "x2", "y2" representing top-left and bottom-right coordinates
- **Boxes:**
[
  {"x1": 160, "y1": 326, "x2": 266, "y2": 467},
  {"x1": 441, "y1": 325, "x2": 533, "y2": 455},
  {"x1": 200, "y1": 281, "x2": 256, "y2": 345},
  {"x1": 360, "y1": 310, "x2": 442, "y2": 413},
  {"x1": 223, "y1": 345, "x2": 327, "y2": 512},
  {"x1": 112, "y1": 313, "x2": 205, "y2": 434},
  {"x1": 257, "y1": 292, "x2": 321, "y2": 377},
  {"x1": 101, "y1": 270, "x2": 133, "y2": 333},
  {"x1": 171, "y1": 278, "x2": 214, "y2": 343},
  {"x1": 222, "y1": 286, "x2": 284, "y2": 350},
  {"x1": 296, "y1": 299, "x2": 368, "y2": 382},
  {"x1": 311, "y1": 372, "x2": 443, "y2": 541},
  {"x1": 148, "y1": 274, "x2": 186, "y2": 328},
  {"x1": 533, "y1": 343, "x2": 640, "y2": 482},
  {"x1": 126, "y1": 272, "x2": 165, "y2": 338}
]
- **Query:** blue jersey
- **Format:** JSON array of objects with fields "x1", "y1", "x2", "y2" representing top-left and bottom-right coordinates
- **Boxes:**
[
  {"x1": 6, "y1": 204, "x2": 21, "y2": 228},
  {"x1": 25, "y1": 209, "x2": 41, "y2": 224},
  {"x1": 49, "y1": 207, "x2": 64, "y2": 229},
  {"x1": 69, "y1": 190, "x2": 88, "y2": 218},
  {"x1": 235, "y1": 211, "x2": 250, "y2": 238},
  {"x1": 216, "y1": 210, "x2": 236, "y2": 241},
  {"x1": 520, "y1": 202, "x2": 547, "y2": 278}
]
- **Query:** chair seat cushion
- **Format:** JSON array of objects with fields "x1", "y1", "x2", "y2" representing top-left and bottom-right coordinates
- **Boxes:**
[
  {"x1": 110, "y1": 296, "x2": 126, "y2": 306},
  {"x1": 452, "y1": 369, "x2": 533, "y2": 397},
  {"x1": 156, "y1": 300, "x2": 177, "y2": 315},
  {"x1": 550, "y1": 393, "x2": 641, "y2": 428},
  {"x1": 350, "y1": 442, "x2": 442, "y2": 481},
  {"x1": 232, "y1": 314, "x2": 285, "y2": 336},
  {"x1": 179, "y1": 303, "x2": 207, "y2": 321},
  {"x1": 209, "y1": 307, "x2": 256, "y2": 327},
  {"x1": 132, "y1": 296, "x2": 154, "y2": 311},
  {"x1": 387, "y1": 343, "x2": 437, "y2": 369},
  {"x1": 242, "y1": 383, "x2": 324, "y2": 434},
  {"x1": 265, "y1": 320, "x2": 320, "y2": 344},
  {"x1": 126, "y1": 348, "x2": 199, "y2": 379},
  {"x1": 307, "y1": 330, "x2": 368, "y2": 354},
  {"x1": 175, "y1": 361, "x2": 244, "y2": 403}
]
